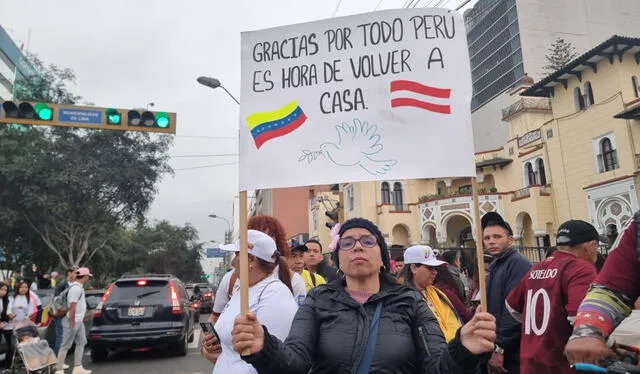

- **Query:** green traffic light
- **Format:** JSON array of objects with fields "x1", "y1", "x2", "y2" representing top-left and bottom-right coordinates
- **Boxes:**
[
  {"x1": 34, "y1": 103, "x2": 52, "y2": 121},
  {"x1": 155, "y1": 112, "x2": 170, "y2": 128},
  {"x1": 105, "y1": 108, "x2": 121, "y2": 125}
]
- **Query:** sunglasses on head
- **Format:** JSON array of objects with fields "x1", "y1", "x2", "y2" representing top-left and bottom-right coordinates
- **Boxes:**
[{"x1": 338, "y1": 235, "x2": 378, "y2": 251}]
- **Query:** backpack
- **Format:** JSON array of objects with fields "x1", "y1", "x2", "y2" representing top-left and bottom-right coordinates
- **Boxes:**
[{"x1": 48, "y1": 284, "x2": 79, "y2": 318}]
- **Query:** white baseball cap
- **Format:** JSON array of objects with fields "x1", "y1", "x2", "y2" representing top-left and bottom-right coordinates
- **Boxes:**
[
  {"x1": 220, "y1": 229, "x2": 278, "y2": 263},
  {"x1": 404, "y1": 245, "x2": 447, "y2": 267}
]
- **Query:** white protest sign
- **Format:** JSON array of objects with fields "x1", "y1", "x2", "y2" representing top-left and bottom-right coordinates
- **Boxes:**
[{"x1": 239, "y1": 8, "x2": 475, "y2": 191}]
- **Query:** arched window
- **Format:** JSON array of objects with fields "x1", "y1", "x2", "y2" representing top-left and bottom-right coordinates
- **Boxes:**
[
  {"x1": 393, "y1": 182, "x2": 403, "y2": 209},
  {"x1": 537, "y1": 158, "x2": 547, "y2": 185},
  {"x1": 381, "y1": 182, "x2": 390, "y2": 204},
  {"x1": 601, "y1": 138, "x2": 618, "y2": 171},
  {"x1": 574, "y1": 87, "x2": 585, "y2": 111},
  {"x1": 633, "y1": 76, "x2": 640, "y2": 98},
  {"x1": 584, "y1": 82, "x2": 595, "y2": 107},
  {"x1": 526, "y1": 162, "x2": 536, "y2": 186}
]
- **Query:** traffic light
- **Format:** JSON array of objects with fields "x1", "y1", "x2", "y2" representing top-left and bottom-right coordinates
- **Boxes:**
[
  {"x1": 2, "y1": 101, "x2": 53, "y2": 121},
  {"x1": 127, "y1": 110, "x2": 172, "y2": 130},
  {"x1": 224, "y1": 231, "x2": 232, "y2": 244},
  {"x1": 105, "y1": 108, "x2": 121, "y2": 125},
  {"x1": 201, "y1": 274, "x2": 210, "y2": 279},
  {"x1": 0, "y1": 100, "x2": 176, "y2": 134}
]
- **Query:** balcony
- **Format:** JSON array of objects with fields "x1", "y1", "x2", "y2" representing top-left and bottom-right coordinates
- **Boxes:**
[
  {"x1": 377, "y1": 203, "x2": 412, "y2": 215},
  {"x1": 502, "y1": 98, "x2": 551, "y2": 120},
  {"x1": 511, "y1": 185, "x2": 552, "y2": 201}
]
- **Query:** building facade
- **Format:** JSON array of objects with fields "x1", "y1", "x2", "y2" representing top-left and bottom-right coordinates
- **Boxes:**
[
  {"x1": 311, "y1": 36, "x2": 640, "y2": 263},
  {"x1": 0, "y1": 25, "x2": 38, "y2": 100},
  {"x1": 463, "y1": 0, "x2": 640, "y2": 152},
  {"x1": 249, "y1": 185, "x2": 332, "y2": 243}
]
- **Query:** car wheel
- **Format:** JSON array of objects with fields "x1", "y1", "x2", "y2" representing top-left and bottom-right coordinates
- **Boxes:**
[
  {"x1": 175, "y1": 327, "x2": 189, "y2": 356},
  {"x1": 90, "y1": 347, "x2": 108, "y2": 362}
]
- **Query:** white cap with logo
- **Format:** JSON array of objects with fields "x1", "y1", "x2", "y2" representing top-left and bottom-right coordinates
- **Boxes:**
[
  {"x1": 404, "y1": 245, "x2": 447, "y2": 267},
  {"x1": 220, "y1": 229, "x2": 278, "y2": 263}
]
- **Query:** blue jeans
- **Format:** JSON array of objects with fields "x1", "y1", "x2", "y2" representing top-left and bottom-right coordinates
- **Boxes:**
[{"x1": 54, "y1": 318, "x2": 64, "y2": 355}]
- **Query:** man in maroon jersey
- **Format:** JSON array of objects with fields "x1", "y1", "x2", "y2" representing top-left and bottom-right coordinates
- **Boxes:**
[
  {"x1": 565, "y1": 211, "x2": 640, "y2": 365},
  {"x1": 506, "y1": 220, "x2": 599, "y2": 374}
]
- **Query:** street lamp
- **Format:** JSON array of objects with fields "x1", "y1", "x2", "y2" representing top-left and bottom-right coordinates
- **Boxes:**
[
  {"x1": 208, "y1": 214, "x2": 232, "y2": 243},
  {"x1": 197, "y1": 76, "x2": 240, "y2": 105}
]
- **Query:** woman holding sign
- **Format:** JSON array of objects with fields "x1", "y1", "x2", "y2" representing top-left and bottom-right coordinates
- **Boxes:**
[{"x1": 231, "y1": 218, "x2": 496, "y2": 373}]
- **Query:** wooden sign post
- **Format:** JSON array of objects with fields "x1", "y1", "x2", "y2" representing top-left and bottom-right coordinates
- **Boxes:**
[{"x1": 471, "y1": 177, "x2": 488, "y2": 310}]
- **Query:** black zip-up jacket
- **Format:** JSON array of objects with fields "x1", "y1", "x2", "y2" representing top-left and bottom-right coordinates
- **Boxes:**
[
  {"x1": 485, "y1": 248, "x2": 531, "y2": 373},
  {"x1": 243, "y1": 274, "x2": 479, "y2": 373}
]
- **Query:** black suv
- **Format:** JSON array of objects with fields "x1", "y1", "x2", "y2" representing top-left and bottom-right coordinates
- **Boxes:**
[{"x1": 88, "y1": 274, "x2": 196, "y2": 362}]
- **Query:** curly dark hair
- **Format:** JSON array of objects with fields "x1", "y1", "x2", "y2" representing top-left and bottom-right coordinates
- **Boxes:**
[
  {"x1": 247, "y1": 215, "x2": 293, "y2": 293},
  {"x1": 248, "y1": 215, "x2": 290, "y2": 257}
]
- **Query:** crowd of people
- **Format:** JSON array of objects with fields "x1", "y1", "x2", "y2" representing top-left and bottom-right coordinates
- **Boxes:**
[
  {"x1": 198, "y1": 211, "x2": 640, "y2": 374},
  {"x1": 0, "y1": 265, "x2": 93, "y2": 374}
]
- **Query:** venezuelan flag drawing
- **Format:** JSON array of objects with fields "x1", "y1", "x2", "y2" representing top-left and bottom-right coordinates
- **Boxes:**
[{"x1": 246, "y1": 101, "x2": 308, "y2": 149}]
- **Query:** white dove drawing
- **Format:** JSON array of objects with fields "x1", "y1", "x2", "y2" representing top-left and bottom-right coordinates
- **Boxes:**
[{"x1": 299, "y1": 119, "x2": 398, "y2": 175}]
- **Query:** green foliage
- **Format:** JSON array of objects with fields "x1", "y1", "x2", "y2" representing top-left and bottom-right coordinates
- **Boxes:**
[
  {"x1": 541, "y1": 38, "x2": 579, "y2": 76},
  {"x1": 0, "y1": 54, "x2": 173, "y2": 270},
  {"x1": 89, "y1": 221, "x2": 205, "y2": 287}
]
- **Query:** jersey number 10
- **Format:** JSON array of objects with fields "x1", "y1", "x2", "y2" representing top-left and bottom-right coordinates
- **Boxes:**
[{"x1": 524, "y1": 289, "x2": 550, "y2": 335}]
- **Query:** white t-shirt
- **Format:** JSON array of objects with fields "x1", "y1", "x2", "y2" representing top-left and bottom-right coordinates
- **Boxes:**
[
  {"x1": 213, "y1": 270, "x2": 235, "y2": 314},
  {"x1": 7, "y1": 294, "x2": 34, "y2": 330},
  {"x1": 290, "y1": 272, "x2": 307, "y2": 306},
  {"x1": 66, "y1": 282, "x2": 86, "y2": 322},
  {"x1": 213, "y1": 268, "x2": 307, "y2": 314},
  {"x1": 213, "y1": 274, "x2": 297, "y2": 374}
]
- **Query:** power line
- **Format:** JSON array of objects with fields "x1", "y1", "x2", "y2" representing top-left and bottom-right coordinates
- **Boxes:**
[
  {"x1": 170, "y1": 153, "x2": 238, "y2": 158},
  {"x1": 374, "y1": 0, "x2": 385, "y2": 10},
  {"x1": 173, "y1": 162, "x2": 238, "y2": 171}
]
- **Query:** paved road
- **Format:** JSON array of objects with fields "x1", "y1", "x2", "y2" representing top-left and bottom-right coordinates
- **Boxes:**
[{"x1": 83, "y1": 314, "x2": 213, "y2": 374}]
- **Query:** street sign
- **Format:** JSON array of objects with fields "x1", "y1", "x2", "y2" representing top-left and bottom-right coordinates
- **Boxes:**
[
  {"x1": 58, "y1": 108, "x2": 103, "y2": 125},
  {"x1": 206, "y1": 247, "x2": 226, "y2": 258}
]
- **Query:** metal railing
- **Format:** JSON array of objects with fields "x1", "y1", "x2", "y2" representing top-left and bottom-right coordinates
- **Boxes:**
[{"x1": 440, "y1": 245, "x2": 611, "y2": 266}]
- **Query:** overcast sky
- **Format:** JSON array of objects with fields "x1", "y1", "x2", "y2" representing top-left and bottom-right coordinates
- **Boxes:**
[{"x1": 1, "y1": 0, "x2": 476, "y2": 246}]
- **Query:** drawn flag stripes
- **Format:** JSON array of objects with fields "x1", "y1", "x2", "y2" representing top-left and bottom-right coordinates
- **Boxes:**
[{"x1": 390, "y1": 80, "x2": 452, "y2": 114}]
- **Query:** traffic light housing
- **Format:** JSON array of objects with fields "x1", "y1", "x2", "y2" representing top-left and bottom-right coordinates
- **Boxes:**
[
  {"x1": 0, "y1": 100, "x2": 176, "y2": 134},
  {"x1": 2, "y1": 101, "x2": 53, "y2": 121},
  {"x1": 127, "y1": 110, "x2": 172, "y2": 130}
]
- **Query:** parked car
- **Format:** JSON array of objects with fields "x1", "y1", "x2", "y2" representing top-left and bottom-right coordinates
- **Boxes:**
[
  {"x1": 185, "y1": 283, "x2": 213, "y2": 313},
  {"x1": 88, "y1": 274, "x2": 196, "y2": 362},
  {"x1": 37, "y1": 288, "x2": 105, "y2": 347}
]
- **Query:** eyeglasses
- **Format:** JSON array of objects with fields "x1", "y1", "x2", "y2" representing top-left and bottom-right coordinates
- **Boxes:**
[
  {"x1": 337, "y1": 235, "x2": 378, "y2": 251},
  {"x1": 424, "y1": 265, "x2": 439, "y2": 271}
]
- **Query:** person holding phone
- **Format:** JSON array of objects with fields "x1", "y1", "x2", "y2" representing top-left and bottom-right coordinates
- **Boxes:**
[{"x1": 201, "y1": 229, "x2": 298, "y2": 374}]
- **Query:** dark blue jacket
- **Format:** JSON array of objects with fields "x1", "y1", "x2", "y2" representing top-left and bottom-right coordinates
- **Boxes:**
[{"x1": 486, "y1": 248, "x2": 531, "y2": 373}]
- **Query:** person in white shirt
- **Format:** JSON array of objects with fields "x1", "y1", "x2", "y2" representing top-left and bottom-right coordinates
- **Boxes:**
[
  {"x1": 55, "y1": 267, "x2": 92, "y2": 374},
  {"x1": 8, "y1": 280, "x2": 35, "y2": 329},
  {"x1": 202, "y1": 230, "x2": 298, "y2": 374},
  {"x1": 210, "y1": 215, "x2": 307, "y2": 324}
]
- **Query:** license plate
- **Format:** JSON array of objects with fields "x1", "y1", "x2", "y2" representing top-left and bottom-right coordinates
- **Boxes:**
[{"x1": 127, "y1": 307, "x2": 145, "y2": 317}]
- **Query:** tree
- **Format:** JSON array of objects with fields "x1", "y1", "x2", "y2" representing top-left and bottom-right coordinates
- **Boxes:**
[
  {"x1": 541, "y1": 37, "x2": 579, "y2": 76},
  {"x1": 88, "y1": 221, "x2": 205, "y2": 286},
  {"x1": 0, "y1": 54, "x2": 173, "y2": 269}
]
